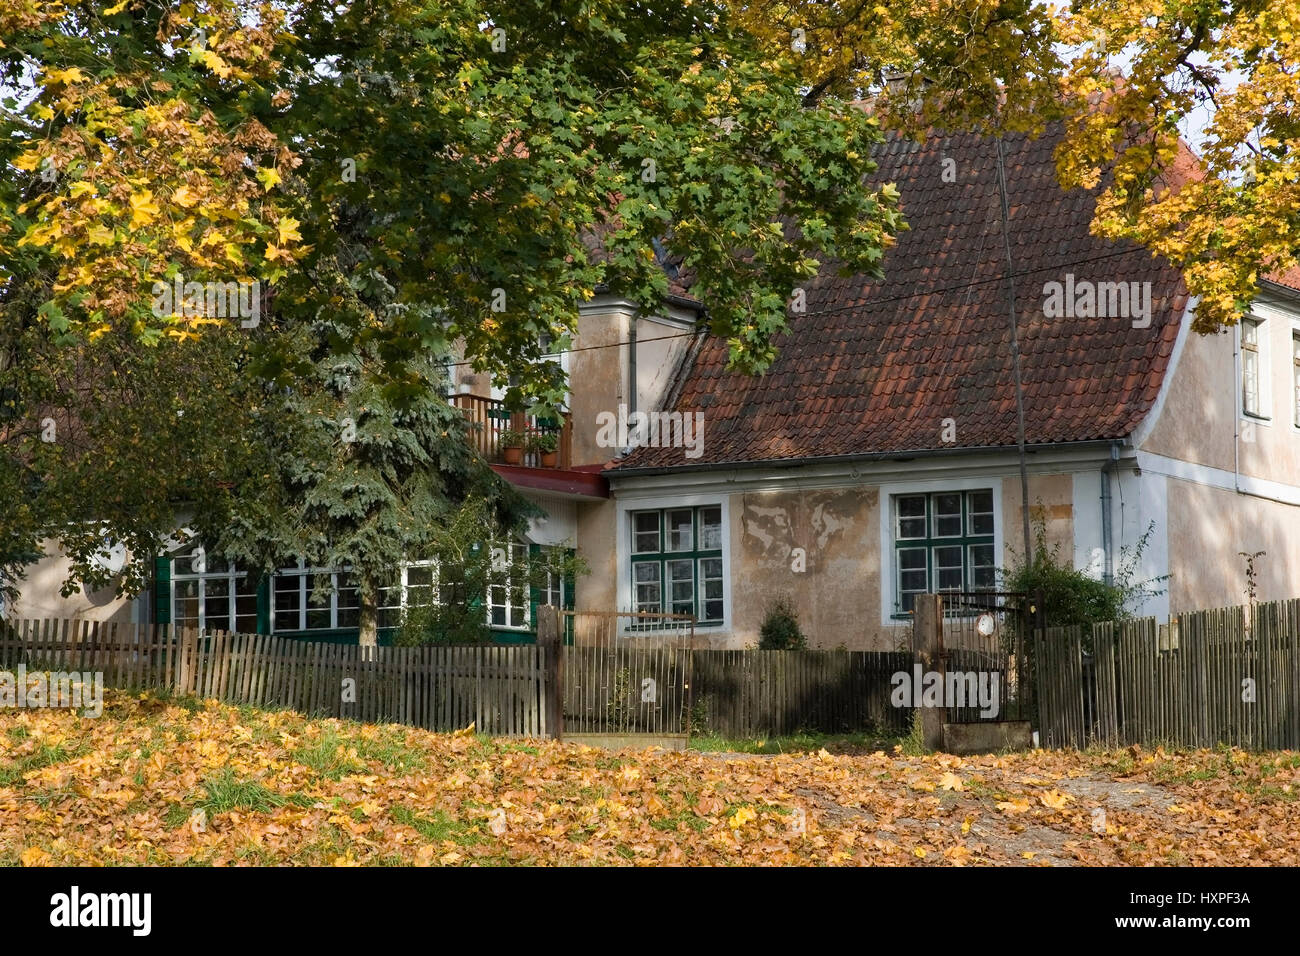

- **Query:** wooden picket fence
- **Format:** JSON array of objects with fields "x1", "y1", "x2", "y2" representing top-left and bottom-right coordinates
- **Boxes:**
[
  {"x1": 1036, "y1": 598, "x2": 1300, "y2": 750},
  {"x1": 687, "y1": 649, "x2": 913, "y2": 737},
  {"x1": 0, "y1": 620, "x2": 551, "y2": 737},
  {"x1": 1, "y1": 617, "x2": 921, "y2": 741}
]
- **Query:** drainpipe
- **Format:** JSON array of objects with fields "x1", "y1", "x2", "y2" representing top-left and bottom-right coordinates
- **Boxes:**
[
  {"x1": 1101, "y1": 442, "x2": 1120, "y2": 587},
  {"x1": 627, "y1": 311, "x2": 637, "y2": 421}
]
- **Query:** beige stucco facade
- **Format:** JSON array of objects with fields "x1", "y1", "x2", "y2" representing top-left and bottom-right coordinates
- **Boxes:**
[{"x1": 6, "y1": 539, "x2": 138, "y2": 625}]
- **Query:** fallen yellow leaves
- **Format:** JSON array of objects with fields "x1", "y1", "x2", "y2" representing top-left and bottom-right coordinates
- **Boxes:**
[{"x1": 4, "y1": 690, "x2": 1300, "y2": 867}]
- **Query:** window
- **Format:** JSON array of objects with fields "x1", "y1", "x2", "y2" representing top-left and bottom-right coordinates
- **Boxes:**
[
  {"x1": 1242, "y1": 318, "x2": 1265, "y2": 418},
  {"x1": 1292, "y1": 331, "x2": 1300, "y2": 428},
  {"x1": 170, "y1": 544, "x2": 258, "y2": 633},
  {"x1": 629, "y1": 505, "x2": 723, "y2": 624},
  {"x1": 271, "y1": 560, "x2": 437, "y2": 632},
  {"x1": 892, "y1": 490, "x2": 996, "y2": 615},
  {"x1": 487, "y1": 540, "x2": 530, "y2": 629}
]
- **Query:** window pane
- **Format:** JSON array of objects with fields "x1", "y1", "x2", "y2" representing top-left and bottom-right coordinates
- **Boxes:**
[
  {"x1": 1242, "y1": 318, "x2": 1259, "y2": 346},
  {"x1": 336, "y1": 572, "x2": 359, "y2": 629},
  {"x1": 1243, "y1": 349, "x2": 1259, "y2": 415},
  {"x1": 898, "y1": 547, "x2": 927, "y2": 611},
  {"x1": 933, "y1": 545, "x2": 963, "y2": 591},
  {"x1": 633, "y1": 561, "x2": 661, "y2": 612},
  {"x1": 234, "y1": 574, "x2": 258, "y2": 633},
  {"x1": 969, "y1": 544, "x2": 996, "y2": 590},
  {"x1": 406, "y1": 564, "x2": 434, "y2": 608},
  {"x1": 666, "y1": 509, "x2": 694, "y2": 552},
  {"x1": 698, "y1": 506, "x2": 722, "y2": 551},
  {"x1": 633, "y1": 512, "x2": 660, "y2": 554},
  {"x1": 204, "y1": 575, "x2": 230, "y2": 630},
  {"x1": 667, "y1": 558, "x2": 694, "y2": 616},
  {"x1": 933, "y1": 493, "x2": 962, "y2": 537},
  {"x1": 273, "y1": 573, "x2": 301, "y2": 632},
  {"x1": 699, "y1": 558, "x2": 724, "y2": 621},
  {"x1": 967, "y1": 490, "x2": 994, "y2": 536},
  {"x1": 897, "y1": 496, "x2": 926, "y2": 538},
  {"x1": 174, "y1": 579, "x2": 199, "y2": 630}
]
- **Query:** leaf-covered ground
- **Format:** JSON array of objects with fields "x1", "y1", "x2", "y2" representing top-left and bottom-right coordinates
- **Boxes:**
[{"x1": 3, "y1": 689, "x2": 1298, "y2": 866}]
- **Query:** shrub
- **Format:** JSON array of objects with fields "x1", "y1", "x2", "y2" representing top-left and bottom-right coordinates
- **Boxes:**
[
  {"x1": 758, "y1": 598, "x2": 807, "y2": 649},
  {"x1": 1001, "y1": 509, "x2": 1167, "y2": 628}
]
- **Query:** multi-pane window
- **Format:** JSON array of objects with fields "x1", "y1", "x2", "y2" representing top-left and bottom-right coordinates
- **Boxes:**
[
  {"x1": 629, "y1": 505, "x2": 724, "y2": 624},
  {"x1": 170, "y1": 544, "x2": 258, "y2": 633},
  {"x1": 1292, "y1": 331, "x2": 1300, "y2": 428},
  {"x1": 488, "y1": 540, "x2": 530, "y2": 629},
  {"x1": 272, "y1": 562, "x2": 371, "y2": 632},
  {"x1": 892, "y1": 490, "x2": 996, "y2": 615},
  {"x1": 271, "y1": 561, "x2": 434, "y2": 632},
  {"x1": 1242, "y1": 318, "x2": 1264, "y2": 417}
]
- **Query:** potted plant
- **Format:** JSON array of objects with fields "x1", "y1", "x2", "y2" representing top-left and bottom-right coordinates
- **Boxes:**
[
  {"x1": 529, "y1": 429, "x2": 560, "y2": 467},
  {"x1": 499, "y1": 428, "x2": 526, "y2": 465}
]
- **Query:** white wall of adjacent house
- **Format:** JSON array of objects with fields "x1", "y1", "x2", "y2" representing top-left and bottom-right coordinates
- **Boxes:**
[
  {"x1": 5, "y1": 538, "x2": 140, "y2": 625},
  {"x1": 1132, "y1": 290, "x2": 1300, "y2": 612}
]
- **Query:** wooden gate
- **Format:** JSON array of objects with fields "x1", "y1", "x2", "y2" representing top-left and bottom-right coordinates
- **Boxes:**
[
  {"x1": 939, "y1": 591, "x2": 1037, "y2": 723},
  {"x1": 548, "y1": 610, "x2": 694, "y2": 745}
]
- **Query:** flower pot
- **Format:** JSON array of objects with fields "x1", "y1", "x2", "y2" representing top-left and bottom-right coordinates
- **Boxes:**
[
  {"x1": 503, "y1": 445, "x2": 524, "y2": 465},
  {"x1": 541, "y1": 451, "x2": 560, "y2": 468}
]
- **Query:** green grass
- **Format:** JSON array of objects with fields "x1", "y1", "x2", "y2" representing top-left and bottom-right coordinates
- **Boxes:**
[
  {"x1": 194, "y1": 769, "x2": 311, "y2": 816},
  {"x1": 689, "y1": 730, "x2": 901, "y2": 755},
  {"x1": 0, "y1": 742, "x2": 82, "y2": 786},
  {"x1": 390, "y1": 804, "x2": 481, "y2": 845}
]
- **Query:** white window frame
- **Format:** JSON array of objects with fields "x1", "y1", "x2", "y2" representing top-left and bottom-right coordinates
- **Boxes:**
[
  {"x1": 169, "y1": 547, "x2": 258, "y2": 633},
  {"x1": 1291, "y1": 323, "x2": 1300, "y2": 430},
  {"x1": 615, "y1": 494, "x2": 730, "y2": 634},
  {"x1": 1238, "y1": 314, "x2": 1272, "y2": 423},
  {"x1": 486, "y1": 540, "x2": 532, "y2": 631},
  {"x1": 878, "y1": 477, "x2": 1004, "y2": 628}
]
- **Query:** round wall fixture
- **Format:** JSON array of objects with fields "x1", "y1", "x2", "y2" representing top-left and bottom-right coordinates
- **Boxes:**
[{"x1": 976, "y1": 612, "x2": 996, "y2": 637}]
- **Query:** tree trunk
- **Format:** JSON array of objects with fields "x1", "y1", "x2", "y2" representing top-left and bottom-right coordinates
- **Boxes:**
[{"x1": 358, "y1": 575, "x2": 378, "y2": 650}]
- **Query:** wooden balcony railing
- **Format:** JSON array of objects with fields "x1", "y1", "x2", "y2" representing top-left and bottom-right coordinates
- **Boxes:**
[{"x1": 451, "y1": 392, "x2": 573, "y2": 469}]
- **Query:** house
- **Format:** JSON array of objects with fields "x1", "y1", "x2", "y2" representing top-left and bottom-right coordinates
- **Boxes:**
[{"x1": 10, "y1": 124, "x2": 1300, "y2": 646}]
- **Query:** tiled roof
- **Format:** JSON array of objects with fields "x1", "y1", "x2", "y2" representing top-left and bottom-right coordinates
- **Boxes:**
[{"x1": 610, "y1": 125, "x2": 1188, "y2": 472}]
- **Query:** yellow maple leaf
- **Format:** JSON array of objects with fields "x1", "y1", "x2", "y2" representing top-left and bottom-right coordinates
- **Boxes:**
[
  {"x1": 20, "y1": 846, "x2": 51, "y2": 867},
  {"x1": 913, "y1": 847, "x2": 927, "y2": 858},
  {"x1": 276, "y1": 217, "x2": 302, "y2": 245},
  {"x1": 728, "y1": 806, "x2": 757, "y2": 829},
  {"x1": 129, "y1": 190, "x2": 160, "y2": 228},
  {"x1": 173, "y1": 184, "x2": 200, "y2": 208},
  {"x1": 103, "y1": 0, "x2": 130, "y2": 14},
  {"x1": 939, "y1": 772, "x2": 964, "y2": 791},
  {"x1": 1039, "y1": 790, "x2": 1073, "y2": 810},
  {"x1": 996, "y1": 797, "x2": 1031, "y2": 814},
  {"x1": 960, "y1": 817, "x2": 972, "y2": 835}
]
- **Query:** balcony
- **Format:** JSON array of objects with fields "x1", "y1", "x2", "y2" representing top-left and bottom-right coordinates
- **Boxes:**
[{"x1": 452, "y1": 392, "x2": 573, "y2": 469}]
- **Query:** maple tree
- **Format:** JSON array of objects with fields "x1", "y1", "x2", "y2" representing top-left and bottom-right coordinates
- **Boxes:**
[
  {"x1": 3, "y1": 0, "x2": 904, "y2": 403},
  {"x1": 731, "y1": 0, "x2": 1300, "y2": 332}
]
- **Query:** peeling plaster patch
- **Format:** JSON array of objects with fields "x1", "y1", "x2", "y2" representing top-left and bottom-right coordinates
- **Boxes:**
[{"x1": 741, "y1": 500, "x2": 793, "y2": 558}]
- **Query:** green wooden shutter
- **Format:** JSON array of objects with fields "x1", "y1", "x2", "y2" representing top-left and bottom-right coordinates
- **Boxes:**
[
  {"x1": 153, "y1": 555, "x2": 171, "y2": 625},
  {"x1": 256, "y1": 575, "x2": 271, "y2": 635}
]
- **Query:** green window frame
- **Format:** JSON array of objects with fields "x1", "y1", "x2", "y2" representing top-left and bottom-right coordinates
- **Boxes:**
[
  {"x1": 629, "y1": 505, "x2": 723, "y2": 626},
  {"x1": 892, "y1": 490, "x2": 996, "y2": 617}
]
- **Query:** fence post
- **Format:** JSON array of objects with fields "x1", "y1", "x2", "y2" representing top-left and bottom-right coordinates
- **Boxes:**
[
  {"x1": 913, "y1": 594, "x2": 945, "y2": 751},
  {"x1": 537, "y1": 605, "x2": 563, "y2": 741}
]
